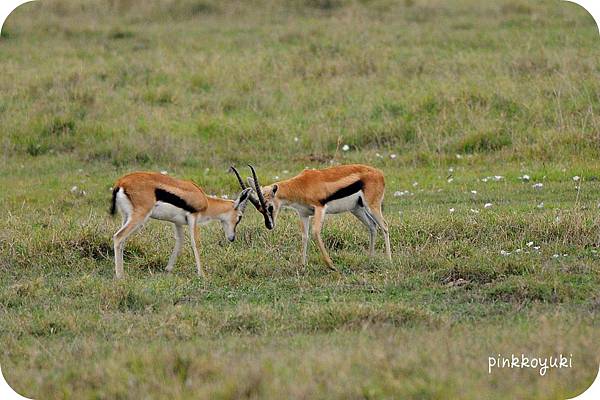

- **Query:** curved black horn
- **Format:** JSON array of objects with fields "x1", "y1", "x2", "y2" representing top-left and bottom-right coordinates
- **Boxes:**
[
  {"x1": 230, "y1": 166, "x2": 261, "y2": 209},
  {"x1": 248, "y1": 164, "x2": 267, "y2": 209},
  {"x1": 229, "y1": 166, "x2": 247, "y2": 189}
]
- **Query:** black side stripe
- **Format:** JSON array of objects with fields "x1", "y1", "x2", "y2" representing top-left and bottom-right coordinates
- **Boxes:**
[
  {"x1": 155, "y1": 188, "x2": 198, "y2": 213},
  {"x1": 320, "y1": 180, "x2": 364, "y2": 205}
]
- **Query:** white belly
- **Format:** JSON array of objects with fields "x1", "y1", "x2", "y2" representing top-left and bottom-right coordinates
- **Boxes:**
[
  {"x1": 150, "y1": 202, "x2": 189, "y2": 225},
  {"x1": 325, "y1": 191, "x2": 362, "y2": 214},
  {"x1": 286, "y1": 191, "x2": 362, "y2": 217}
]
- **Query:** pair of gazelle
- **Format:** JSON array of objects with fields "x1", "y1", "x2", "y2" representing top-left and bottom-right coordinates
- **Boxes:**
[{"x1": 111, "y1": 164, "x2": 391, "y2": 278}]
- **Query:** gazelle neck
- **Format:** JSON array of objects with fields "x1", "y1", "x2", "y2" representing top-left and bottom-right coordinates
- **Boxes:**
[
  {"x1": 270, "y1": 179, "x2": 302, "y2": 205},
  {"x1": 203, "y1": 196, "x2": 234, "y2": 221}
]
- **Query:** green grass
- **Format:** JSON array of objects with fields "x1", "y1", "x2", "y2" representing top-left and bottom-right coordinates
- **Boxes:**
[{"x1": 1, "y1": 0, "x2": 600, "y2": 398}]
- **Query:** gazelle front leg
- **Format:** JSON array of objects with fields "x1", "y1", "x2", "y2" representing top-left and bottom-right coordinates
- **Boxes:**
[
  {"x1": 165, "y1": 223, "x2": 184, "y2": 272},
  {"x1": 187, "y1": 214, "x2": 206, "y2": 278},
  {"x1": 299, "y1": 215, "x2": 310, "y2": 266},
  {"x1": 312, "y1": 206, "x2": 336, "y2": 271}
]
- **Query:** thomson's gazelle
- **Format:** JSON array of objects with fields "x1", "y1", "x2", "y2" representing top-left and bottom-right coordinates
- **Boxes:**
[
  {"x1": 231, "y1": 164, "x2": 391, "y2": 270},
  {"x1": 110, "y1": 172, "x2": 252, "y2": 279}
]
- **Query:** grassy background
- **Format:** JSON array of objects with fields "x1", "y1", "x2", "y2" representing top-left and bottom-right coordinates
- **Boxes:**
[{"x1": 1, "y1": 0, "x2": 600, "y2": 398}]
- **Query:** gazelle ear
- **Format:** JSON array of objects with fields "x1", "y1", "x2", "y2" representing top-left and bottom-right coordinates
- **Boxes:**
[
  {"x1": 234, "y1": 188, "x2": 252, "y2": 210},
  {"x1": 272, "y1": 185, "x2": 278, "y2": 196}
]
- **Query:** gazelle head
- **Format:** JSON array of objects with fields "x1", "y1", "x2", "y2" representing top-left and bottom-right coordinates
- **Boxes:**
[
  {"x1": 230, "y1": 165, "x2": 279, "y2": 230},
  {"x1": 222, "y1": 187, "x2": 252, "y2": 242}
]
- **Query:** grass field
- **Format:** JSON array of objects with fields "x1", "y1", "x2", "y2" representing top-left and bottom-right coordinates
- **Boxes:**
[{"x1": 1, "y1": 0, "x2": 600, "y2": 398}]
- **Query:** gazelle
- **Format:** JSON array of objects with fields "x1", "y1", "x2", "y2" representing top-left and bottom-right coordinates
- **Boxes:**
[
  {"x1": 110, "y1": 171, "x2": 252, "y2": 279},
  {"x1": 231, "y1": 164, "x2": 391, "y2": 270}
]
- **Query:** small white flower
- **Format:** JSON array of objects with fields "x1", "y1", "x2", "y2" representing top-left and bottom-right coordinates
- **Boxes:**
[
  {"x1": 470, "y1": 208, "x2": 479, "y2": 214},
  {"x1": 484, "y1": 203, "x2": 493, "y2": 209},
  {"x1": 533, "y1": 246, "x2": 540, "y2": 251},
  {"x1": 552, "y1": 254, "x2": 560, "y2": 258},
  {"x1": 160, "y1": 170, "x2": 168, "y2": 175},
  {"x1": 515, "y1": 249, "x2": 522, "y2": 253},
  {"x1": 221, "y1": 194, "x2": 229, "y2": 199},
  {"x1": 273, "y1": 176, "x2": 279, "y2": 180},
  {"x1": 456, "y1": 154, "x2": 463, "y2": 159},
  {"x1": 521, "y1": 174, "x2": 530, "y2": 181},
  {"x1": 555, "y1": 216, "x2": 561, "y2": 222},
  {"x1": 449, "y1": 208, "x2": 455, "y2": 213},
  {"x1": 342, "y1": 144, "x2": 350, "y2": 152},
  {"x1": 526, "y1": 241, "x2": 534, "y2": 247},
  {"x1": 412, "y1": 182, "x2": 418, "y2": 187},
  {"x1": 537, "y1": 202, "x2": 544, "y2": 209},
  {"x1": 390, "y1": 154, "x2": 397, "y2": 159},
  {"x1": 70, "y1": 186, "x2": 78, "y2": 193},
  {"x1": 283, "y1": 170, "x2": 289, "y2": 174},
  {"x1": 563, "y1": 253, "x2": 568, "y2": 257},
  {"x1": 481, "y1": 178, "x2": 489, "y2": 183},
  {"x1": 393, "y1": 191, "x2": 404, "y2": 197},
  {"x1": 573, "y1": 176, "x2": 580, "y2": 182},
  {"x1": 294, "y1": 137, "x2": 299, "y2": 142},
  {"x1": 501, "y1": 250, "x2": 510, "y2": 256},
  {"x1": 532, "y1": 183, "x2": 543, "y2": 190},
  {"x1": 471, "y1": 190, "x2": 477, "y2": 195},
  {"x1": 493, "y1": 175, "x2": 503, "y2": 181},
  {"x1": 448, "y1": 167, "x2": 454, "y2": 173},
  {"x1": 447, "y1": 177, "x2": 454, "y2": 183},
  {"x1": 375, "y1": 153, "x2": 381, "y2": 158}
]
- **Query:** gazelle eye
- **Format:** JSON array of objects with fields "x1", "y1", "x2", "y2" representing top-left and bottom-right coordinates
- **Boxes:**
[{"x1": 268, "y1": 205, "x2": 274, "y2": 213}]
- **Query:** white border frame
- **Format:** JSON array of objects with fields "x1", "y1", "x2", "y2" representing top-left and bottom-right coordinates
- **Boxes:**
[{"x1": 0, "y1": 1, "x2": 598, "y2": 399}]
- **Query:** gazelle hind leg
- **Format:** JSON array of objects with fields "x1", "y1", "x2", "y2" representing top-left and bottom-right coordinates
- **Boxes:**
[
  {"x1": 165, "y1": 224, "x2": 184, "y2": 272},
  {"x1": 312, "y1": 207, "x2": 336, "y2": 271},
  {"x1": 113, "y1": 220, "x2": 129, "y2": 279},
  {"x1": 351, "y1": 208, "x2": 377, "y2": 257},
  {"x1": 367, "y1": 205, "x2": 391, "y2": 260},
  {"x1": 113, "y1": 213, "x2": 148, "y2": 279}
]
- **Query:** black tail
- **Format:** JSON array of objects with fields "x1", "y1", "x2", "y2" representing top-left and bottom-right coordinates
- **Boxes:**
[{"x1": 110, "y1": 187, "x2": 119, "y2": 216}]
